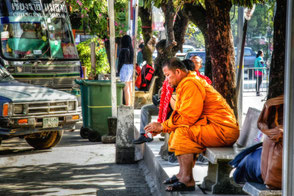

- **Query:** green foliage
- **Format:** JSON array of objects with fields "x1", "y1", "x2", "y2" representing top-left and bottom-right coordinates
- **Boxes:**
[
  {"x1": 231, "y1": 0, "x2": 266, "y2": 8},
  {"x1": 231, "y1": 2, "x2": 274, "y2": 60},
  {"x1": 67, "y1": 0, "x2": 129, "y2": 39},
  {"x1": 76, "y1": 37, "x2": 110, "y2": 76},
  {"x1": 185, "y1": 22, "x2": 205, "y2": 48}
]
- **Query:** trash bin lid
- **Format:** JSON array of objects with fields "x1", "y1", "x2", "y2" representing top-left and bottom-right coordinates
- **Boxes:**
[{"x1": 75, "y1": 79, "x2": 124, "y2": 87}]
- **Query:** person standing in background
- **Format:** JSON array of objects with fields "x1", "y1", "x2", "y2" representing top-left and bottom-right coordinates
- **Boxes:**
[
  {"x1": 254, "y1": 50, "x2": 265, "y2": 96},
  {"x1": 118, "y1": 35, "x2": 134, "y2": 105},
  {"x1": 1, "y1": 24, "x2": 10, "y2": 56},
  {"x1": 137, "y1": 43, "x2": 144, "y2": 67}
]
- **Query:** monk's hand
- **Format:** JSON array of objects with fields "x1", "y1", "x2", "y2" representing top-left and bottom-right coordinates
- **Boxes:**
[{"x1": 144, "y1": 122, "x2": 163, "y2": 135}]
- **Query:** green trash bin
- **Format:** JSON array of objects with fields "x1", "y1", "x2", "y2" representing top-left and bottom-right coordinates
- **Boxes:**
[
  {"x1": 75, "y1": 80, "x2": 124, "y2": 142},
  {"x1": 75, "y1": 80, "x2": 91, "y2": 139}
]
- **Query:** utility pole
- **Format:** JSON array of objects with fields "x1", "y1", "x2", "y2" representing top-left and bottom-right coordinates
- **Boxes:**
[
  {"x1": 283, "y1": 0, "x2": 294, "y2": 194},
  {"x1": 236, "y1": 6, "x2": 244, "y2": 126},
  {"x1": 108, "y1": 0, "x2": 117, "y2": 117},
  {"x1": 131, "y1": 0, "x2": 139, "y2": 106}
]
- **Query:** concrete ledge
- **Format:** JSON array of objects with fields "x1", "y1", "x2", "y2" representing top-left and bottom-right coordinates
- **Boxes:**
[
  {"x1": 243, "y1": 182, "x2": 282, "y2": 196},
  {"x1": 204, "y1": 147, "x2": 236, "y2": 164},
  {"x1": 142, "y1": 138, "x2": 208, "y2": 196}
]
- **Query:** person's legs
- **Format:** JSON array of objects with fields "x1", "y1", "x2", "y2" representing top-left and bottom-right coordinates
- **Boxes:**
[
  {"x1": 176, "y1": 155, "x2": 182, "y2": 179},
  {"x1": 128, "y1": 81, "x2": 133, "y2": 104},
  {"x1": 178, "y1": 154, "x2": 195, "y2": 186},
  {"x1": 123, "y1": 84, "x2": 130, "y2": 105},
  {"x1": 255, "y1": 75, "x2": 259, "y2": 93},
  {"x1": 166, "y1": 153, "x2": 195, "y2": 191},
  {"x1": 120, "y1": 64, "x2": 133, "y2": 105},
  {"x1": 133, "y1": 104, "x2": 158, "y2": 144},
  {"x1": 140, "y1": 104, "x2": 159, "y2": 134},
  {"x1": 124, "y1": 81, "x2": 132, "y2": 105},
  {"x1": 258, "y1": 75, "x2": 263, "y2": 92},
  {"x1": 256, "y1": 75, "x2": 263, "y2": 95}
]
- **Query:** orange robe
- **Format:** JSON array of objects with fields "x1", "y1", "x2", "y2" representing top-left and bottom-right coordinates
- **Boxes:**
[{"x1": 161, "y1": 72, "x2": 239, "y2": 156}]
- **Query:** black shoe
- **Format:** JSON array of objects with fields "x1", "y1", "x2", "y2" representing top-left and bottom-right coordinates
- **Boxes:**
[
  {"x1": 167, "y1": 153, "x2": 179, "y2": 165},
  {"x1": 133, "y1": 135, "x2": 153, "y2": 144},
  {"x1": 196, "y1": 154, "x2": 208, "y2": 165}
]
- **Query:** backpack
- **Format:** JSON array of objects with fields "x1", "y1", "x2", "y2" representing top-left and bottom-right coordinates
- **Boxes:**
[
  {"x1": 135, "y1": 64, "x2": 142, "y2": 89},
  {"x1": 139, "y1": 63, "x2": 155, "y2": 91}
]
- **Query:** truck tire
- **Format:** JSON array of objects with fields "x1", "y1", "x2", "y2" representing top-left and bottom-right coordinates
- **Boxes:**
[{"x1": 25, "y1": 131, "x2": 63, "y2": 149}]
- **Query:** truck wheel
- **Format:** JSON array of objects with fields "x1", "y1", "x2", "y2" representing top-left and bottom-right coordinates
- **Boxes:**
[
  {"x1": 80, "y1": 127, "x2": 90, "y2": 139},
  {"x1": 88, "y1": 131, "x2": 101, "y2": 142},
  {"x1": 25, "y1": 131, "x2": 63, "y2": 149}
]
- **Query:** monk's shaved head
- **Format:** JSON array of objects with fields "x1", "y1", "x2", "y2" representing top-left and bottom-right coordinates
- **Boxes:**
[{"x1": 163, "y1": 57, "x2": 187, "y2": 72}]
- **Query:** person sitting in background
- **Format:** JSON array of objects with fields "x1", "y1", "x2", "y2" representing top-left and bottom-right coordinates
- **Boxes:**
[
  {"x1": 189, "y1": 55, "x2": 212, "y2": 85},
  {"x1": 145, "y1": 58, "x2": 239, "y2": 192}
]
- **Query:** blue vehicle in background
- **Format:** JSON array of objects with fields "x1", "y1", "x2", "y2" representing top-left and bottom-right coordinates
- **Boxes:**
[
  {"x1": 235, "y1": 47, "x2": 257, "y2": 79},
  {"x1": 234, "y1": 47, "x2": 256, "y2": 68},
  {"x1": 185, "y1": 47, "x2": 256, "y2": 78},
  {"x1": 0, "y1": 64, "x2": 80, "y2": 149}
]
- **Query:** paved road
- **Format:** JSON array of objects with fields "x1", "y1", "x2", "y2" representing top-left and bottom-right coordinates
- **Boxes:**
[{"x1": 0, "y1": 122, "x2": 152, "y2": 196}]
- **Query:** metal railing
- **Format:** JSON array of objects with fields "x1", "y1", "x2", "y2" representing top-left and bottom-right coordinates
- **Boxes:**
[{"x1": 242, "y1": 67, "x2": 269, "y2": 93}]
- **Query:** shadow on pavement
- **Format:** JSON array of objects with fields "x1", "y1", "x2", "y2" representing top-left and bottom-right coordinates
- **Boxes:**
[{"x1": 0, "y1": 162, "x2": 151, "y2": 196}]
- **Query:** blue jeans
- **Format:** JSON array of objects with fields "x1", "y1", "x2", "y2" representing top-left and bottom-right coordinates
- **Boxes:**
[{"x1": 140, "y1": 104, "x2": 159, "y2": 134}]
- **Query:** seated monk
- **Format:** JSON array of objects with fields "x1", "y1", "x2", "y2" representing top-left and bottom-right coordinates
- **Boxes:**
[{"x1": 144, "y1": 57, "x2": 239, "y2": 192}]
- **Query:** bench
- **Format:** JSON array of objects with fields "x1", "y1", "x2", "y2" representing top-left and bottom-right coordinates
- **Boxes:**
[
  {"x1": 201, "y1": 107, "x2": 262, "y2": 194},
  {"x1": 134, "y1": 76, "x2": 158, "y2": 109},
  {"x1": 243, "y1": 182, "x2": 282, "y2": 196}
]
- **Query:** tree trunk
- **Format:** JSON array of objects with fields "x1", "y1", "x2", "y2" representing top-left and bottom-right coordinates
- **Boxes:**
[
  {"x1": 267, "y1": 0, "x2": 286, "y2": 99},
  {"x1": 205, "y1": 0, "x2": 237, "y2": 115},
  {"x1": 173, "y1": 10, "x2": 189, "y2": 54},
  {"x1": 139, "y1": 4, "x2": 153, "y2": 65},
  {"x1": 183, "y1": 3, "x2": 212, "y2": 80},
  {"x1": 154, "y1": 1, "x2": 189, "y2": 92}
]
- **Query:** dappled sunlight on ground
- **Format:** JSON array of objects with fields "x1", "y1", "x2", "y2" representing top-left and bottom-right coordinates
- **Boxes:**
[{"x1": 0, "y1": 130, "x2": 151, "y2": 196}]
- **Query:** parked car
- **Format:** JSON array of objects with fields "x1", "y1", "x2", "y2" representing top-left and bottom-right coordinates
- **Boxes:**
[
  {"x1": 235, "y1": 47, "x2": 257, "y2": 79},
  {"x1": 175, "y1": 45, "x2": 197, "y2": 60},
  {"x1": 185, "y1": 51, "x2": 206, "y2": 75},
  {"x1": 175, "y1": 52, "x2": 186, "y2": 60},
  {"x1": 181, "y1": 45, "x2": 197, "y2": 53},
  {"x1": 234, "y1": 47, "x2": 256, "y2": 68},
  {"x1": 0, "y1": 64, "x2": 80, "y2": 149}
]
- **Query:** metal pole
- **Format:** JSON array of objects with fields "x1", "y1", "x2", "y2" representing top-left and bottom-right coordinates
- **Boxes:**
[
  {"x1": 236, "y1": 7, "x2": 244, "y2": 126},
  {"x1": 283, "y1": 0, "x2": 294, "y2": 194},
  {"x1": 90, "y1": 42, "x2": 96, "y2": 76},
  {"x1": 131, "y1": 0, "x2": 139, "y2": 106},
  {"x1": 108, "y1": 0, "x2": 117, "y2": 117}
]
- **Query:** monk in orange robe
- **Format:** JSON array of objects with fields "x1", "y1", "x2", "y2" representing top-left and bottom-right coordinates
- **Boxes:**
[{"x1": 145, "y1": 58, "x2": 239, "y2": 192}]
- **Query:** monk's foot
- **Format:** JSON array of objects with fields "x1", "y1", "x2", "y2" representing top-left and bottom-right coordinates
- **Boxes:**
[
  {"x1": 176, "y1": 173, "x2": 181, "y2": 179},
  {"x1": 163, "y1": 175, "x2": 179, "y2": 184},
  {"x1": 165, "y1": 181, "x2": 195, "y2": 192},
  {"x1": 178, "y1": 176, "x2": 195, "y2": 187}
]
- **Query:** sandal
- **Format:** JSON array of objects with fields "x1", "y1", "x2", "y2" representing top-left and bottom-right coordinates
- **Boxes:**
[
  {"x1": 165, "y1": 181, "x2": 195, "y2": 192},
  {"x1": 163, "y1": 175, "x2": 178, "y2": 184}
]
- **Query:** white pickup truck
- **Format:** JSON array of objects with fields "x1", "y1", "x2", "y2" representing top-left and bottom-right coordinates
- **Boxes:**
[{"x1": 0, "y1": 64, "x2": 80, "y2": 149}]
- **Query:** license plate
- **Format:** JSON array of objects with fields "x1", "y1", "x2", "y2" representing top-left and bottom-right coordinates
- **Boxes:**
[{"x1": 43, "y1": 117, "x2": 59, "y2": 128}]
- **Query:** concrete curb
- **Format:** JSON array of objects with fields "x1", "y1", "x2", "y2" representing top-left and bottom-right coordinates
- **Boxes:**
[{"x1": 140, "y1": 139, "x2": 205, "y2": 196}]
